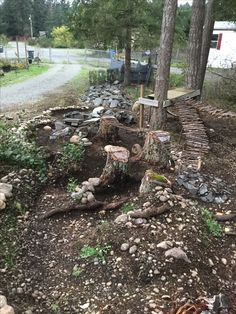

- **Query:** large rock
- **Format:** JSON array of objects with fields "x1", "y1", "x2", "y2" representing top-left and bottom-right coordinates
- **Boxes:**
[
  {"x1": 0, "y1": 305, "x2": 15, "y2": 314},
  {"x1": 0, "y1": 183, "x2": 12, "y2": 198},
  {"x1": 165, "y1": 247, "x2": 190, "y2": 263}
]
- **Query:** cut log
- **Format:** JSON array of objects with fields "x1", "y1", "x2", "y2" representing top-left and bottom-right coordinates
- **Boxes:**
[
  {"x1": 134, "y1": 131, "x2": 171, "y2": 168},
  {"x1": 130, "y1": 204, "x2": 170, "y2": 219},
  {"x1": 99, "y1": 145, "x2": 130, "y2": 187},
  {"x1": 41, "y1": 197, "x2": 128, "y2": 219},
  {"x1": 97, "y1": 115, "x2": 120, "y2": 143},
  {"x1": 139, "y1": 169, "x2": 172, "y2": 195}
]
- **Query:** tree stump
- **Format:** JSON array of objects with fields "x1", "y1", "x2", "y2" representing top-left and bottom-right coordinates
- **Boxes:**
[
  {"x1": 97, "y1": 115, "x2": 120, "y2": 143},
  {"x1": 99, "y1": 145, "x2": 130, "y2": 187},
  {"x1": 142, "y1": 131, "x2": 171, "y2": 167},
  {"x1": 139, "y1": 170, "x2": 171, "y2": 195}
]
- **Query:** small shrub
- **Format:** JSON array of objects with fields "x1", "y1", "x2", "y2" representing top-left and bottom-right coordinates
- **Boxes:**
[
  {"x1": 169, "y1": 73, "x2": 185, "y2": 88},
  {"x1": 66, "y1": 178, "x2": 78, "y2": 193},
  {"x1": 72, "y1": 268, "x2": 83, "y2": 277},
  {"x1": 201, "y1": 208, "x2": 222, "y2": 237},
  {"x1": 80, "y1": 244, "x2": 111, "y2": 263},
  {"x1": 121, "y1": 202, "x2": 135, "y2": 214},
  {"x1": 59, "y1": 143, "x2": 84, "y2": 169}
]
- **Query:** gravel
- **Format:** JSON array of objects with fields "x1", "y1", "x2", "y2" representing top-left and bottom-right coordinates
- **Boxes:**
[{"x1": 0, "y1": 64, "x2": 82, "y2": 110}]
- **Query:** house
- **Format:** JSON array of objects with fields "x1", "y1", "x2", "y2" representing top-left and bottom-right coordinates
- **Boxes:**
[{"x1": 208, "y1": 21, "x2": 236, "y2": 68}]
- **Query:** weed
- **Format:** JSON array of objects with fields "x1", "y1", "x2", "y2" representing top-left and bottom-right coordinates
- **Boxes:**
[
  {"x1": 59, "y1": 143, "x2": 84, "y2": 169},
  {"x1": 14, "y1": 201, "x2": 27, "y2": 215},
  {"x1": 121, "y1": 202, "x2": 135, "y2": 214},
  {"x1": 80, "y1": 244, "x2": 111, "y2": 263},
  {"x1": 67, "y1": 178, "x2": 78, "y2": 193},
  {"x1": 201, "y1": 208, "x2": 222, "y2": 237},
  {"x1": 72, "y1": 268, "x2": 83, "y2": 277},
  {"x1": 169, "y1": 73, "x2": 185, "y2": 88},
  {"x1": 50, "y1": 303, "x2": 61, "y2": 313}
]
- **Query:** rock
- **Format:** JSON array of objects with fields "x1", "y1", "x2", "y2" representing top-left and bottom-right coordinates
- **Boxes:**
[
  {"x1": 0, "y1": 295, "x2": 7, "y2": 308},
  {"x1": 93, "y1": 98, "x2": 103, "y2": 107},
  {"x1": 81, "y1": 197, "x2": 87, "y2": 204},
  {"x1": 221, "y1": 258, "x2": 227, "y2": 265},
  {"x1": 157, "y1": 241, "x2": 172, "y2": 250},
  {"x1": 50, "y1": 127, "x2": 72, "y2": 140},
  {"x1": 69, "y1": 135, "x2": 81, "y2": 144},
  {"x1": 160, "y1": 196, "x2": 168, "y2": 202},
  {"x1": 120, "y1": 243, "x2": 129, "y2": 251},
  {"x1": 0, "y1": 193, "x2": 6, "y2": 202},
  {"x1": 87, "y1": 192, "x2": 95, "y2": 203},
  {"x1": 198, "y1": 183, "x2": 208, "y2": 196},
  {"x1": 165, "y1": 247, "x2": 190, "y2": 263},
  {"x1": 114, "y1": 214, "x2": 128, "y2": 224},
  {"x1": 110, "y1": 99, "x2": 120, "y2": 108},
  {"x1": 0, "y1": 176, "x2": 8, "y2": 183},
  {"x1": 84, "y1": 141, "x2": 93, "y2": 147},
  {"x1": 92, "y1": 106, "x2": 105, "y2": 117},
  {"x1": 43, "y1": 125, "x2": 52, "y2": 132},
  {"x1": 0, "y1": 305, "x2": 15, "y2": 314},
  {"x1": 55, "y1": 121, "x2": 66, "y2": 130},
  {"x1": 0, "y1": 183, "x2": 12, "y2": 198},
  {"x1": 80, "y1": 303, "x2": 90, "y2": 310},
  {"x1": 0, "y1": 200, "x2": 6, "y2": 210},
  {"x1": 129, "y1": 245, "x2": 137, "y2": 254},
  {"x1": 71, "y1": 192, "x2": 83, "y2": 200},
  {"x1": 88, "y1": 177, "x2": 100, "y2": 187}
]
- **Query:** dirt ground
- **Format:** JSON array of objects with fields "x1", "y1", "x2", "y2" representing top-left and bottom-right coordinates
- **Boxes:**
[{"x1": 0, "y1": 99, "x2": 236, "y2": 314}]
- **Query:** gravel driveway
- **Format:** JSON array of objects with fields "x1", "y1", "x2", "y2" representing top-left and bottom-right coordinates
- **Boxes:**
[{"x1": 0, "y1": 64, "x2": 82, "y2": 110}]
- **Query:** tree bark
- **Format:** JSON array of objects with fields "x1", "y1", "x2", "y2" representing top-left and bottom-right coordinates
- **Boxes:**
[
  {"x1": 150, "y1": 0, "x2": 178, "y2": 130},
  {"x1": 124, "y1": 26, "x2": 131, "y2": 86},
  {"x1": 99, "y1": 145, "x2": 130, "y2": 187},
  {"x1": 97, "y1": 116, "x2": 120, "y2": 143},
  {"x1": 199, "y1": 0, "x2": 215, "y2": 92},
  {"x1": 186, "y1": 0, "x2": 205, "y2": 90}
]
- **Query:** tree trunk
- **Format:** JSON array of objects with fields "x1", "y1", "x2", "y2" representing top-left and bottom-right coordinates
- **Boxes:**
[
  {"x1": 99, "y1": 145, "x2": 130, "y2": 187},
  {"x1": 186, "y1": 0, "x2": 205, "y2": 90},
  {"x1": 124, "y1": 27, "x2": 131, "y2": 86},
  {"x1": 199, "y1": 0, "x2": 215, "y2": 92},
  {"x1": 150, "y1": 0, "x2": 178, "y2": 130}
]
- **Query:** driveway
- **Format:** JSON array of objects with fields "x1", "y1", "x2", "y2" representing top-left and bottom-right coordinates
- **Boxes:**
[{"x1": 0, "y1": 64, "x2": 82, "y2": 110}]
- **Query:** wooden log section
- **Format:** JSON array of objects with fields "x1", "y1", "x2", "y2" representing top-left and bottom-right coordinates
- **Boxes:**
[
  {"x1": 97, "y1": 115, "x2": 120, "y2": 143},
  {"x1": 99, "y1": 145, "x2": 130, "y2": 187}
]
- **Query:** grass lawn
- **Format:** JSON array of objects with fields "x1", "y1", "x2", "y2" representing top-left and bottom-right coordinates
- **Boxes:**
[{"x1": 0, "y1": 64, "x2": 50, "y2": 87}]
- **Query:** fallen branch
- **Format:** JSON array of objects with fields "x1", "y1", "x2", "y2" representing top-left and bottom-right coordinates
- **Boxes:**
[
  {"x1": 40, "y1": 198, "x2": 128, "y2": 219},
  {"x1": 215, "y1": 213, "x2": 236, "y2": 222},
  {"x1": 130, "y1": 204, "x2": 170, "y2": 219}
]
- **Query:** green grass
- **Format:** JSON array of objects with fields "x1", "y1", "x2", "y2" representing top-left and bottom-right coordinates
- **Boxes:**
[
  {"x1": 67, "y1": 66, "x2": 90, "y2": 95},
  {"x1": 0, "y1": 64, "x2": 50, "y2": 87},
  {"x1": 121, "y1": 202, "x2": 135, "y2": 214},
  {"x1": 80, "y1": 244, "x2": 111, "y2": 263},
  {"x1": 201, "y1": 208, "x2": 222, "y2": 237}
]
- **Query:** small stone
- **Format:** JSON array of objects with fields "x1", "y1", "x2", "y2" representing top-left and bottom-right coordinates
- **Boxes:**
[
  {"x1": 87, "y1": 192, "x2": 95, "y2": 203},
  {"x1": 0, "y1": 200, "x2": 6, "y2": 210},
  {"x1": 221, "y1": 258, "x2": 227, "y2": 265},
  {"x1": 134, "y1": 238, "x2": 141, "y2": 244},
  {"x1": 209, "y1": 258, "x2": 214, "y2": 267},
  {"x1": 0, "y1": 295, "x2": 7, "y2": 308},
  {"x1": 160, "y1": 196, "x2": 168, "y2": 202},
  {"x1": 81, "y1": 197, "x2": 87, "y2": 204},
  {"x1": 120, "y1": 243, "x2": 129, "y2": 251},
  {"x1": 157, "y1": 241, "x2": 172, "y2": 250},
  {"x1": 69, "y1": 135, "x2": 81, "y2": 144},
  {"x1": 43, "y1": 125, "x2": 52, "y2": 132},
  {"x1": 161, "y1": 295, "x2": 171, "y2": 300},
  {"x1": 88, "y1": 177, "x2": 100, "y2": 187},
  {"x1": 165, "y1": 247, "x2": 190, "y2": 263},
  {"x1": 129, "y1": 245, "x2": 137, "y2": 254},
  {"x1": 16, "y1": 287, "x2": 23, "y2": 294},
  {"x1": 143, "y1": 202, "x2": 151, "y2": 208},
  {"x1": 0, "y1": 183, "x2": 13, "y2": 198},
  {"x1": 114, "y1": 214, "x2": 128, "y2": 224},
  {"x1": 80, "y1": 303, "x2": 90, "y2": 310}
]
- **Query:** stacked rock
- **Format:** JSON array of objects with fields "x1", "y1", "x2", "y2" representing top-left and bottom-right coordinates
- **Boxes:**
[
  {"x1": 0, "y1": 183, "x2": 13, "y2": 211},
  {"x1": 71, "y1": 178, "x2": 100, "y2": 204}
]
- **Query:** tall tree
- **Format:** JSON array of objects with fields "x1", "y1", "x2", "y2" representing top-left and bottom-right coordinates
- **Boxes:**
[
  {"x1": 32, "y1": 0, "x2": 48, "y2": 35},
  {"x1": 199, "y1": 0, "x2": 215, "y2": 92},
  {"x1": 150, "y1": 0, "x2": 178, "y2": 130},
  {"x1": 186, "y1": 0, "x2": 205, "y2": 90},
  {"x1": 70, "y1": 0, "x2": 163, "y2": 85}
]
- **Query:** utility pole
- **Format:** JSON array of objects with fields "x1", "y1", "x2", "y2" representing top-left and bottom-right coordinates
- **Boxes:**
[{"x1": 29, "y1": 15, "x2": 33, "y2": 38}]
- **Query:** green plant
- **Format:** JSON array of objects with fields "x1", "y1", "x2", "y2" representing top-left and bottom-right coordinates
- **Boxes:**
[
  {"x1": 0, "y1": 127, "x2": 47, "y2": 182},
  {"x1": 72, "y1": 268, "x2": 83, "y2": 277},
  {"x1": 59, "y1": 143, "x2": 84, "y2": 169},
  {"x1": 80, "y1": 244, "x2": 111, "y2": 263},
  {"x1": 14, "y1": 201, "x2": 27, "y2": 215},
  {"x1": 201, "y1": 208, "x2": 222, "y2": 237},
  {"x1": 121, "y1": 202, "x2": 135, "y2": 214},
  {"x1": 50, "y1": 303, "x2": 61, "y2": 313},
  {"x1": 169, "y1": 73, "x2": 185, "y2": 88},
  {"x1": 67, "y1": 178, "x2": 78, "y2": 193}
]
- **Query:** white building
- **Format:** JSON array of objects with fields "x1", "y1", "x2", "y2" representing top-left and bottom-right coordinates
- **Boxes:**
[{"x1": 208, "y1": 21, "x2": 236, "y2": 68}]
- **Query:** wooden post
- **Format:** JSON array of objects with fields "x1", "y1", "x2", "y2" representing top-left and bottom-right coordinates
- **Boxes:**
[
  {"x1": 139, "y1": 84, "x2": 145, "y2": 129},
  {"x1": 24, "y1": 40, "x2": 29, "y2": 69},
  {"x1": 16, "y1": 37, "x2": 20, "y2": 63}
]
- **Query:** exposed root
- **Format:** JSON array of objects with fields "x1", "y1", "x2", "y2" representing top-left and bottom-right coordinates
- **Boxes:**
[
  {"x1": 129, "y1": 204, "x2": 170, "y2": 219},
  {"x1": 215, "y1": 213, "x2": 236, "y2": 222},
  {"x1": 41, "y1": 197, "x2": 128, "y2": 219}
]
